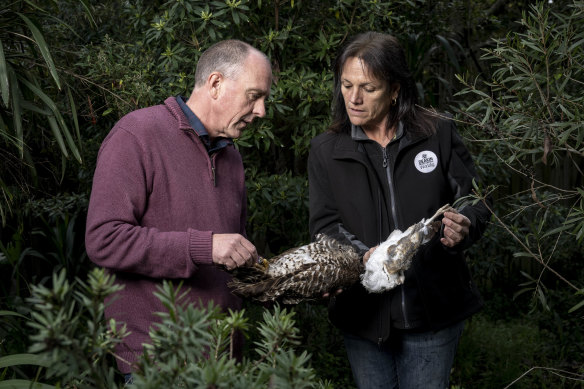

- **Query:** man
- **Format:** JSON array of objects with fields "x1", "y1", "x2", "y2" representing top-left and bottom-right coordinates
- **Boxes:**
[{"x1": 85, "y1": 39, "x2": 272, "y2": 375}]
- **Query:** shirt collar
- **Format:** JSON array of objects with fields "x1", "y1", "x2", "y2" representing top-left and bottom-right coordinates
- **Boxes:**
[
  {"x1": 351, "y1": 121, "x2": 404, "y2": 142},
  {"x1": 176, "y1": 95, "x2": 232, "y2": 153}
]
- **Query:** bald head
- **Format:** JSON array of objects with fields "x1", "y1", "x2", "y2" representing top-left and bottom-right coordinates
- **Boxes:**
[
  {"x1": 187, "y1": 40, "x2": 272, "y2": 141},
  {"x1": 194, "y1": 40, "x2": 270, "y2": 88}
]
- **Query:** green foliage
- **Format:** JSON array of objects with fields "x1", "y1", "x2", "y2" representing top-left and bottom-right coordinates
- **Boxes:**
[
  {"x1": 73, "y1": 0, "x2": 478, "y2": 255},
  {"x1": 452, "y1": 314, "x2": 552, "y2": 388},
  {"x1": 15, "y1": 268, "x2": 331, "y2": 388},
  {"x1": 26, "y1": 268, "x2": 126, "y2": 389},
  {"x1": 457, "y1": 0, "x2": 584, "y2": 315},
  {"x1": 0, "y1": 1, "x2": 92, "y2": 225},
  {"x1": 1, "y1": 0, "x2": 584, "y2": 387}
]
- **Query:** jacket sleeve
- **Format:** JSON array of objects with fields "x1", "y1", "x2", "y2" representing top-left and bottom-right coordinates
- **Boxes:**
[
  {"x1": 442, "y1": 118, "x2": 492, "y2": 250},
  {"x1": 308, "y1": 138, "x2": 369, "y2": 256},
  {"x1": 85, "y1": 125, "x2": 210, "y2": 279}
]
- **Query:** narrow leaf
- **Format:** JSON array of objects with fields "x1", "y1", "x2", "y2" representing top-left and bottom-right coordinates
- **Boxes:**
[
  {"x1": 8, "y1": 67, "x2": 24, "y2": 157},
  {"x1": 0, "y1": 39, "x2": 9, "y2": 107},
  {"x1": 20, "y1": 78, "x2": 82, "y2": 162},
  {"x1": 67, "y1": 87, "x2": 82, "y2": 151},
  {"x1": 0, "y1": 354, "x2": 49, "y2": 369},
  {"x1": 0, "y1": 380, "x2": 55, "y2": 389},
  {"x1": 569, "y1": 299, "x2": 584, "y2": 313},
  {"x1": 47, "y1": 115, "x2": 68, "y2": 158},
  {"x1": 16, "y1": 12, "x2": 61, "y2": 90},
  {"x1": 436, "y1": 34, "x2": 461, "y2": 73},
  {"x1": 0, "y1": 310, "x2": 28, "y2": 319},
  {"x1": 78, "y1": 0, "x2": 98, "y2": 28}
]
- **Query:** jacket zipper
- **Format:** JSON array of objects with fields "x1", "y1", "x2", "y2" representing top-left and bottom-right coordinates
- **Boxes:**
[
  {"x1": 209, "y1": 153, "x2": 217, "y2": 188},
  {"x1": 382, "y1": 145, "x2": 410, "y2": 329},
  {"x1": 377, "y1": 186, "x2": 383, "y2": 348},
  {"x1": 210, "y1": 154, "x2": 217, "y2": 187}
]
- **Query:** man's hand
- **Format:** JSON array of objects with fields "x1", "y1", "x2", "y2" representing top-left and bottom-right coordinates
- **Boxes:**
[
  {"x1": 440, "y1": 211, "x2": 471, "y2": 248},
  {"x1": 212, "y1": 233, "x2": 258, "y2": 270}
]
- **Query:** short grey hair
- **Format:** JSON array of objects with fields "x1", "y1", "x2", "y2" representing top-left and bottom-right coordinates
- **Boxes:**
[{"x1": 194, "y1": 40, "x2": 267, "y2": 87}]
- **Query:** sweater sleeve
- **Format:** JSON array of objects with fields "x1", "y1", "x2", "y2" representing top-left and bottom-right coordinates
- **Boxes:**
[{"x1": 85, "y1": 125, "x2": 211, "y2": 279}]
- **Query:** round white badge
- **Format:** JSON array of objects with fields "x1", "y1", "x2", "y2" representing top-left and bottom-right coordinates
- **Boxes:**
[{"x1": 414, "y1": 151, "x2": 438, "y2": 173}]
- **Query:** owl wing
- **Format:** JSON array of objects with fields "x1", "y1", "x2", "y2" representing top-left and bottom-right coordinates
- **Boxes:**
[{"x1": 228, "y1": 263, "x2": 313, "y2": 303}]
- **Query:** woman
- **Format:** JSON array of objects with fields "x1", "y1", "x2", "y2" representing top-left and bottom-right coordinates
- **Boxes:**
[{"x1": 308, "y1": 32, "x2": 491, "y2": 388}]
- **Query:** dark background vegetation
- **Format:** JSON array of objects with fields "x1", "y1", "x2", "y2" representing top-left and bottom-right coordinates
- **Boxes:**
[{"x1": 1, "y1": 0, "x2": 583, "y2": 387}]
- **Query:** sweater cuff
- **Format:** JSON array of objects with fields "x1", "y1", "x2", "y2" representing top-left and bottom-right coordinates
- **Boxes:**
[{"x1": 188, "y1": 229, "x2": 213, "y2": 265}]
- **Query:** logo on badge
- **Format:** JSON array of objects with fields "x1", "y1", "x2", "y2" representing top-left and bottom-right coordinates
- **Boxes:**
[{"x1": 414, "y1": 151, "x2": 437, "y2": 173}]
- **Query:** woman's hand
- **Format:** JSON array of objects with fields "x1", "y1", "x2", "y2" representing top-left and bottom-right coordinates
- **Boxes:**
[
  {"x1": 440, "y1": 211, "x2": 471, "y2": 248},
  {"x1": 363, "y1": 245, "x2": 377, "y2": 264}
]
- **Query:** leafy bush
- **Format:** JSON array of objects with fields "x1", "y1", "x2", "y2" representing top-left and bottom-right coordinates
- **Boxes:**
[
  {"x1": 1, "y1": 268, "x2": 332, "y2": 388},
  {"x1": 452, "y1": 313, "x2": 584, "y2": 389}
]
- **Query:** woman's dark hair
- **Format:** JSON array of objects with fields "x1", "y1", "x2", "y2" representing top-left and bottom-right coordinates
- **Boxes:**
[{"x1": 329, "y1": 31, "x2": 435, "y2": 136}]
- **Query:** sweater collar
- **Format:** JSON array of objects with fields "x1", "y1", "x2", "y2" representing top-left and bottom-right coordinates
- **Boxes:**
[{"x1": 174, "y1": 95, "x2": 233, "y2": 154}]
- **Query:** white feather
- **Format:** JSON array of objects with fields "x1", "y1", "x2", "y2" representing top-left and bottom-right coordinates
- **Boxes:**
[
  {"x1": 360, "y1": 204, "x2": 453, "y2": 293},
  {"x1": 360, "y1": 228, "x2": 406, "y2": 293}
]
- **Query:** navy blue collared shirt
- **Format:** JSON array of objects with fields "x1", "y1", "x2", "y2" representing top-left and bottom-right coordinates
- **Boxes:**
[{"x1": 176, "y1": 95, "x2": 232, "y2": 155}]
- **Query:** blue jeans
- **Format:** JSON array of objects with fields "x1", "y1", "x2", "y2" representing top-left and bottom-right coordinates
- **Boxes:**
[{"x1": 343, "y1": 320, "x2": 465, "y2": 389}]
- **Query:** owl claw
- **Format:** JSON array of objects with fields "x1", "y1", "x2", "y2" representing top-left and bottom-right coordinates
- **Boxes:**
[{"x1": 255, "y1": 256, "x2": 270, "y2": 271}]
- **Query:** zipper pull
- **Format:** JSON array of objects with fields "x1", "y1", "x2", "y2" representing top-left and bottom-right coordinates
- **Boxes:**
[
  {"x1": 210, "y1": 156, "x2": 217, "y2": 187},
  {"x1": 382, "y1": 147, "x2": 388, "y2": 168},
  {"x1": 212, "y1": 165, "x2": 216, "y2": 187}
]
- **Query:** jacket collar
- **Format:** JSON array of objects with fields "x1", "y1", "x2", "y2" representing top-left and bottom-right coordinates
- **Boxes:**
[{"x1": 332, "y1": 121, "x2": 429, "y2": 161}]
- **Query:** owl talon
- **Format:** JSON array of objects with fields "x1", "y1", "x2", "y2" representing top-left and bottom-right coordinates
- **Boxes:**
[{"x1": 255, "y1": 256, "x2": 269, "y2": 271}]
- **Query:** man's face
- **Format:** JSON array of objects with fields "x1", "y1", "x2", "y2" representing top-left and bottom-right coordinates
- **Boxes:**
[{"x1": 212, "y1": 52, "x2": 272, "y2": 139}]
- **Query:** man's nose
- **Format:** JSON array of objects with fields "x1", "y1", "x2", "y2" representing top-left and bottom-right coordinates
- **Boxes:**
[{"x1": 253, "y1": 99, "x2": 266, "y2": 118}]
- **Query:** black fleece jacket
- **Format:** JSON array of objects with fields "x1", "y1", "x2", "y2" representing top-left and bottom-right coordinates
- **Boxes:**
[{"x1": 308, "y1": 114, "x2": 491, "y2": 344}]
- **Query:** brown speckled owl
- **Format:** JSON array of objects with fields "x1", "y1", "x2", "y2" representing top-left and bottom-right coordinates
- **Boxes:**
[
  {"x1": 229, "y1": 204, "x2": 453, "y2": 304},
  {"x1": 228, "y1": 234, "x2": 364, "y2": 304}
]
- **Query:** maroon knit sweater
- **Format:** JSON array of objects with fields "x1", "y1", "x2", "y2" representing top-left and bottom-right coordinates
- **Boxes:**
[{"x1": 85, "y1": 97, "x2": 247, "y2": 373}]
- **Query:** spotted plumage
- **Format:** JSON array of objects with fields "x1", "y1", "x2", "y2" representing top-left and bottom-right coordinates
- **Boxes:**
[
  {"x1": 228, "y1": 234, "x2": 364, "y2": 304},
  {"x1": 229, "y1": 204, "x2": 453, "y2": 303}
]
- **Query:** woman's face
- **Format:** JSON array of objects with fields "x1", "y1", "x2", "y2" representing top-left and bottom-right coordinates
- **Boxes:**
[{"x1": 340, "y1": 56, "x2": 398, "y2": 132}]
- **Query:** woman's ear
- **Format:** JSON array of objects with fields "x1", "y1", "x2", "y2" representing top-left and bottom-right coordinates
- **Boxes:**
[{"x1": 391, "y1": 83, "x2": 401, "y2": 100}]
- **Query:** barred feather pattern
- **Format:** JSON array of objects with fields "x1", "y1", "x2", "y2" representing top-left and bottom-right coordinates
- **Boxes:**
[{"x1": 228, "y1": 234, "x2": 364, "y2": 304}]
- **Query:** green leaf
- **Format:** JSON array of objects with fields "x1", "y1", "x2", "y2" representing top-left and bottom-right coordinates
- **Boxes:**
[
  {"x1": 78, "y1": 0, "x2": 98, "y2": 28},
  {"x1": 512, "y1": 252, "x2": 533, "y2": 258},
  {"x1": 0, "y1": 39, "x2": 9, "y2": 107},
  {"x1": 436, "y1": 34, "x2": 461, "y2": 73},
  {"x1": 0, "y1": 354, "x2": 49, "y2": 369},
  {"x1": 16, "y1": 13, "x2": 61, "y2": 90},
  {"x1": 8, "y1": 67, "x2": 23, "y2": 157},
  {"x1": 0, "y1": 380, "x2": 54, "y2": 389},
  {"x1": 569, "y1": 298, "x2": 584, "y2": 313},
  {"x1": 19, "y1": 78, "x2": 82, "y2": 163},
  {"x1": 47, "y1": 115, "x2": 68, "y2": 158},
  {"x1": 67, "y1": 87, "x2": 82, "y2": 151},
  {"x1": 0, "y1": 310, "x2": 28, "y2": 319}
]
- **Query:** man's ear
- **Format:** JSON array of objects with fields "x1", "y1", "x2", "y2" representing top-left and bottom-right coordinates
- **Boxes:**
[{"x1": 208, "y1": 72, "x2": 223, "y2": 99}]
